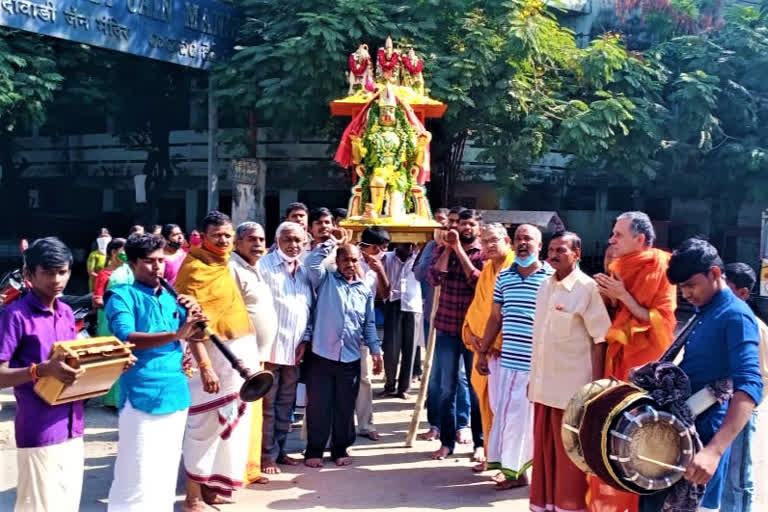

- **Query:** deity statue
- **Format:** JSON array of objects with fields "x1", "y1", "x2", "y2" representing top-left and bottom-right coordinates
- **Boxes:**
[
  {"x1": 401, "y1": 47, "x2": 425, "y2": 96},
  {"x1": 347, "y1": 43, "x2": 373, "y2": 96},
  {"x1": 339, "y1": 85, "x2": 432, "y2": 220},
  {"x1": 376, "y1": 36, "x2": 401, "y2": 85}
]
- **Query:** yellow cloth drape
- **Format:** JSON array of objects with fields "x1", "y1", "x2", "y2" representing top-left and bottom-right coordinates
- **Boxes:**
[
  {"x1": 461, "y1": 250, "x2": 515, "y2": 452},
  {"x1": 175, "y1": 245, "x2": 263, "y2": 484}
]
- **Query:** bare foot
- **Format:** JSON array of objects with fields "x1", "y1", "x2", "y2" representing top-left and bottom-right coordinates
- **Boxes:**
[
  {"x1": 472, "y1": 461, "x2": 488, "y2": 473},
  {"x1": 364, "y1": 431, "x2": 380, "y2": 441},
  {"x1": 305, "y1": 457, "x2": 324, "y2": 468},
  {"x1": 278, "y1": 454, "x2": 301, "y2": 466},
  {"x1": 456, "y1": 428, "x2": 472, "y2": 444},
  {"x1": 201, "y1": 486, "x2": 235, "y2": 506},
  {"x1": 262, "y1": 461, "x2": 281, "y2": 475},
  {"x1": 431, "y1": 446, "x2": 452, "y2": 460},
  {"x1": 183, "y1": 498, "x2": 217, "y2": 512},
  {"x1": 247, "y1": 476, "x2": 270, "y2": 485},
  {"x1": 496, "y1": 476, "x2": 528, "y2": 490},
  {"x1": 417, "y1": 427, "x2": 440, "y2": 441},
  {"x1": 335, "y1": 456, "x2": 353, "y2": 466},
  {"x1": 472, "y1": 447, "x2": 486, "y2": 463},
  {"x1": 492, "y1": 472, "x2": 506, "y2": 483}
]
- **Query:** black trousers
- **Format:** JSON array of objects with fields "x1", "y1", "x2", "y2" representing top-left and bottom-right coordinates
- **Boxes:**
[
  {"x1": 382, "y1": 300, "x2": 416, "y2": 394},
  {"x1": 304, "y1": 352, "x2": 361, "y2": 460}
]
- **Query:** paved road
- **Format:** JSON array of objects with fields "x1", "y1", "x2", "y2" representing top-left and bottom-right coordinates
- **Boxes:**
[{"x1": 0, "y1": 378, "x2": 531, "y2": 511}]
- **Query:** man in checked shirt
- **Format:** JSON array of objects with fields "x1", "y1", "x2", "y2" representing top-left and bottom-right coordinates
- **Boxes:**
[{"x1": 428, "y1": 208, "x2": 485, "y2": 460}]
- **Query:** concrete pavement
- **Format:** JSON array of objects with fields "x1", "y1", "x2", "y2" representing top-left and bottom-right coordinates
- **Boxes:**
[{"x1": 0, "y1": 378, "x2": 531, "y2": 511}]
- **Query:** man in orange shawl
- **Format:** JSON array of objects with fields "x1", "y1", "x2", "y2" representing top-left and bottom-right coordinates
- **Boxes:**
[
  {"x1": 176, "y1": 211, "x2": 262, "y2": 512},
  {"x1": 590, "y1": 211, "x2": 677, "y2": 512},
  {"x1": 461, "y1": 223, "x2": 514, "y2": 473}
]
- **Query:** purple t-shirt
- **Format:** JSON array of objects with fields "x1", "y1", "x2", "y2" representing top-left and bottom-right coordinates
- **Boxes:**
[{"x1": 0, "y1": 292, "x2": 84, "y2": 448}]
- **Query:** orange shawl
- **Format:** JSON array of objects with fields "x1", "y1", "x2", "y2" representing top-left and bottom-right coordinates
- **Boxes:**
[
  {"x1": 604, "y1": 248, "x2": 677, "y2": 381},
  {"x1": 174, "y1": 245, "x2": 252, "y2": 340},
  {"x1": 462, "y1": 250, "x2": 515, "y2": 352}
]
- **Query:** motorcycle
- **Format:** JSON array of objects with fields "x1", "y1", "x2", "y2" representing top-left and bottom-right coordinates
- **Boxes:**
[{"x1": 0, "y1": 267, "x2": 97, "y2": 338}]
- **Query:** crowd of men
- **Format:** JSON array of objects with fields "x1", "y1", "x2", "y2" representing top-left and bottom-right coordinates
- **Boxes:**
[{"x1": 0, "y1": 204, "x2": 765, "y2": 512}]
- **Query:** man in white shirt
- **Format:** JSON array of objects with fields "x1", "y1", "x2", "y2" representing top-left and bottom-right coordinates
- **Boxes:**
[
  {"x1": 528, "y1": 231, "x2": 611, "y2": 511},
  {"x1": 381, "y1": 243, "x2": 422, "y2": 398},
  {"x1": 256, "y1": 222, "x2": 314, "y2": 474}
]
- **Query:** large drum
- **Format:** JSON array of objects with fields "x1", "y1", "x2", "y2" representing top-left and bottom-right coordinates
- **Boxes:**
[{"x1": 563, "y1": 379, "x2": 696, "y2": 494}]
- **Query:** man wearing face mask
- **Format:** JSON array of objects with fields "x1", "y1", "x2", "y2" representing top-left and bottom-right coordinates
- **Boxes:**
[
  {"x1": 256, "y1": 222, "x2": 314, "y2": 475},
  {"x1": 162, "y1": 224, "x2": 188, "y2": 286},
  {"x1": 427, "y1": 208, "x2": 486, "y2": 460},
  {"x1": 176, "y1": 210, "x2": 261, "y2": 509},
  {"x1": 476, "y1": 224, "x2": 553, "y2": 490}
]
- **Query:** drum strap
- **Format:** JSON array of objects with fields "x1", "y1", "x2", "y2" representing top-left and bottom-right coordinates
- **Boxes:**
[{"x1": 658, "y1": 314, "x2": 698, "y2": 364}]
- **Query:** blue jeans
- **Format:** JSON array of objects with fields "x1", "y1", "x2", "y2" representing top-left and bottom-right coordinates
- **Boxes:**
[
  {"x1": 721, "y1": 411, "x2": 756, "y2": 512},
  {"x1": 425, "y1": 324, "x2": 469, "y2": 430},
  {"x1": 434, "y1": 331, "x2": 482, "y2": 452}
]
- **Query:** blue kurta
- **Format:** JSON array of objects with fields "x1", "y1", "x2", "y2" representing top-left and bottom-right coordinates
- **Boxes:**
[{"x1": 679, "y1": 288, "x2": 763, "y2": 508}]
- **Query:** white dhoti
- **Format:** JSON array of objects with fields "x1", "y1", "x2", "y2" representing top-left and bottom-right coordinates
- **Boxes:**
[
  {"x1": 107, "y1": 401, "x2": 188, "y2": 511},
  {"x1": 15, "y1": 436, "x2": 84, "y2": 512},
  {"x1": 487, "y1": 363, "x2": 533, "y2": 480},
  {"x1": 183, "y1": 335, "x2": 256, "y2": 497}
]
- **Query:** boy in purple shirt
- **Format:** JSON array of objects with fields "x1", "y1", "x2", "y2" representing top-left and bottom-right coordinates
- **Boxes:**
[{"x1": 0, "y1": 237, "x2": 86, "y2": 511}]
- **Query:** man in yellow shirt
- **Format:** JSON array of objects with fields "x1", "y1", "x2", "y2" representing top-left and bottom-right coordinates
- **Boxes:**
[{"x1": 462, "y1": 223, "x2": 514, "y2": 472}]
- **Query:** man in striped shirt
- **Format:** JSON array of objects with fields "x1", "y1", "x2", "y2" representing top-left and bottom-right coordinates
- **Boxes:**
[
  {"x1": 477, "y1": 224, "x2": 553, "y2": 490},
  {"x1": 256, "y1": 222, "x2": 314, "y2": 475}
]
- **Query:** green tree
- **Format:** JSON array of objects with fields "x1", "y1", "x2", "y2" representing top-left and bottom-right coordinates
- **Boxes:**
[
  {"x1": 0, "y1": 29, "x2": 63, "y2": 207},
  {"x1": 215, "y1": 0, "x2": 656, "y2": 203}
]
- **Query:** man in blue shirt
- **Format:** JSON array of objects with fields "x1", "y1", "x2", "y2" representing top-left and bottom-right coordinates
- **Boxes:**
[
  {"x1": 304, "y1": 231, "x2": 383, "y2": 468},
  {"x1": 642, "y1": 238, "x2": 763, "y2": 511},
  {"x1": 105, "y1": 234, "x2": 207, "y2": 512}
]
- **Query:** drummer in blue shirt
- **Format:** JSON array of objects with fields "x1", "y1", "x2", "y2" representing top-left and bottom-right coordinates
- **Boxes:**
[{"x1": 663, "y1": 238, "x2": 763, "y2": 511}]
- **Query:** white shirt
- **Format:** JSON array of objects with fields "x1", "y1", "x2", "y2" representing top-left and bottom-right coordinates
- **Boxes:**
[
  {"x1": 528, "y1": 268, "x2": 611, "y2": 409},
  {"x1": 256, "y1": 250, "x2": 314, "y2": 366},
  {"x1": 229, "y1": 252, "x2": 278, "y2": 361},
  {"x1": 382, "y1": 252, "x2": 422, "y2": 313}
]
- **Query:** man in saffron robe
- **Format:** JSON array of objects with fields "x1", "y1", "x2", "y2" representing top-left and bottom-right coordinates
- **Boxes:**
[
  {"x1": 589, "y1": 211, "x2": 677, "y2": 512},
  {"x1": 462, "y1": 223, "x2": 514, "y2": 472},
  {"x1": 176, "y1": 211, "x2": 261, "y2": 511}
]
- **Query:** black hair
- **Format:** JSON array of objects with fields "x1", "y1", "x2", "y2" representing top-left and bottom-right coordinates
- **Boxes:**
[
  {"x1": 309, "y1": 207, "x2": 333, "y2": 225},
  {"x1": 285, "y1": 202, "x2": 309, "y2": 218},
  {"x1": 200, "y1": 210, "x2": 232, "y2": 233},
  {"x1": 24, "y1": 237, "x2": 73, "y2": 273},
  {"x1": 724, "y1": 262, "x2": 757, "y2": 292},
  {"x1": 161, "y1": 223, "x2": 181, "y2": 240},
  {"x1": 332, "y1": 207, "x2": 348, "y2": 220},
  {"x1": 449, "y1": 206, "x2": 467, "y2": 216},
  {"x1": 360, "y1": 226, "x2": 391, "y2": 246},
  {"x1": 458, "y1": 208, "x2": 482, "y2": 222},
  {"x1": 434, "y1": 208, "x2": 449, "y2": 217},
  {"x1": 666, "y1": 237, "x2": 723, "y2": 285},
  {"x1": 106, "y1": 237, "x2": 127, "y2": 259},
  {"x1": 124, "y1": 234, "x2": 166, "y2": 263},
  {"x1": 128, "y1": 225, "x2": 144, "y2": 236},
  {"x1": 551, "y1": 230, "x2": 582, "y2": 251}
]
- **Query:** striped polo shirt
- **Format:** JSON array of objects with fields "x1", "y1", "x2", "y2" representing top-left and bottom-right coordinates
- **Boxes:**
[{"x1": 493, "y1": 262, "x2": 554, "y2": 371}]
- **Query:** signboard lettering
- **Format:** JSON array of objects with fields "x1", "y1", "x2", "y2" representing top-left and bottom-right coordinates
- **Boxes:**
[{"x1": 0, "y1": 0, "x2": 238, "y2": 69}]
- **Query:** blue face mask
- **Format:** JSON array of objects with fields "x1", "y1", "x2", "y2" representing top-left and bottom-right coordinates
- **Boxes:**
[{"x1": 515, "y1": 253, "x2": 538, "y2": 268}]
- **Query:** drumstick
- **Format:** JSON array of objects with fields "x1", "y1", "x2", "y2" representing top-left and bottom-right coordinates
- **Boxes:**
[{"x1": 636, "y1": 454, "x2": 685, "y2": 473}]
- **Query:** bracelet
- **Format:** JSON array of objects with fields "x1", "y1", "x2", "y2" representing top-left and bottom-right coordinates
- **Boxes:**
[
  {"x1": 29, "y1": 363, "x2": 38, "y2": 382},
  {"x1": 198, "y1": 358, "x2": 212, "y2": 370}
]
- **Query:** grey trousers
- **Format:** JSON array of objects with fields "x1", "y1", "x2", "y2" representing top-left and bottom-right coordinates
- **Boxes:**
[
  {"x1": 261, "y1": 362, "x2": 299, "y2": 463},
  {"x1": 355, "y1": 344, "x2": 375, "y2": 434}
]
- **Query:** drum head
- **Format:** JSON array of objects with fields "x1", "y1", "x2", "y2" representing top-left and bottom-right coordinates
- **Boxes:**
[
  {"x1": 561, "y1": 379, "x2": 622, "y2": 474},
  {"x1": 608, "y1": 404, "x2": 694, "y2": 491}
]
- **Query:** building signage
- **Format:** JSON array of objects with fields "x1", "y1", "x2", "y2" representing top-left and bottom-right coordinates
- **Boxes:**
[{"x1": 0, "y1": 0, "x2": 239, "y2": 69}]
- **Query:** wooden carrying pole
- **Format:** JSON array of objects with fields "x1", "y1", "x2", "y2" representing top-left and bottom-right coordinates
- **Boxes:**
[{"x1": 405, "y1": 285, "x2": 441, "y2": 447}]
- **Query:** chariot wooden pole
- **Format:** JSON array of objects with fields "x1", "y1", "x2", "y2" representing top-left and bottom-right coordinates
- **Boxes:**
[{"x1": 405, "y1": 285, "x2": 441, "y2": 447}]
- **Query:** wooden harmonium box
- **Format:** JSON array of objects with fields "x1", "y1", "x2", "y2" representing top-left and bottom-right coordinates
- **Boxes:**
[{"x1": 34, "y1": 336, "x2": 134, "y2": 406}]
